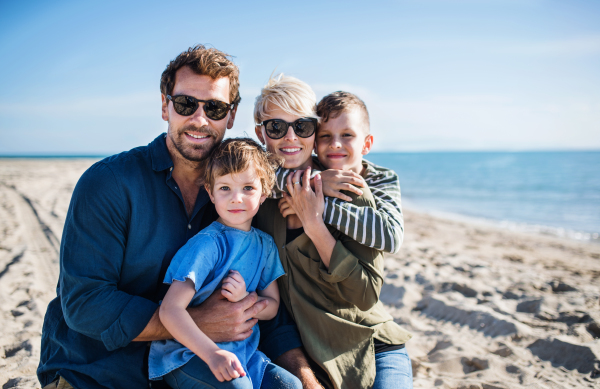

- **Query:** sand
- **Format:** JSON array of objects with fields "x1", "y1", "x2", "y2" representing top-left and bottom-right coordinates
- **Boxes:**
[{"x1": 0, "y1": 158, "x2": 599, "y2": 389}]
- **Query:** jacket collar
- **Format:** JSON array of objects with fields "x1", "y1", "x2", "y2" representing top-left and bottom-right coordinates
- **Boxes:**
[{"x1": 149, "y1": 133, "x2": 174, "y2": 172}]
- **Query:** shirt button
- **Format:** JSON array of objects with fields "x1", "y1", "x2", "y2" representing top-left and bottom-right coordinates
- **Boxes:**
[
  {"x1": 175, "y1": 186, "x2": 178, "y2": 190},
  {"x1": 188, "y1": 224, "x2": 192, "y2": 230},
  {"x1": 170, "y1": 167, "x2": 173, "y2": 171}
]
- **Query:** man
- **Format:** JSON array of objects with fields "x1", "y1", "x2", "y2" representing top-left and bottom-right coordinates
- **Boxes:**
[{"x1": 37, "y1": 45, "x2": 322, "y2": 389}]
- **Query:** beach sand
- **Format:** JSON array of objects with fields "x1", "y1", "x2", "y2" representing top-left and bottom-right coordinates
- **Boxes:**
[{"x1": 1, "y1": 158, "x2": 599, "y2": 388}]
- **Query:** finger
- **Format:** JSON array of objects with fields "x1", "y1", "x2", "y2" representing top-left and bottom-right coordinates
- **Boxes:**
[
  {"x1": 214, "y1": 370, "x2": 225, "y2": 382},
  {"x1": 229, "y1": 271, "x2": 244, "y2": 284},
  {"x1": 314, "y1": 173, "x2": 323, "y2": 199},
  {"x1": 332, "y1": 190, "x2": 353, "y2": 202},
  {"x1": 230, "y1": 325, "x2": 256, "y2": 342},
  {"x1": 221, "y1": 289, "x2": 233, "y2": 298},
  {"x1": 243, "y1": 297, "x2": 269, "y2": 320},
  {"x1": 342, "y1": 183, "x2": 363, "y2": 196},
  {"x1": 286, "y1": 171, "x2": 294, "y2": 194},
  {"x1": 232, "y1": 358, "x2": 246, "y2": 377},
  {"x1": 303, "y1": 166, "x2": 311, "y2": 190},
  {"x1": 236, "y1": 291, "x2": 259, "y2": 310},
  {"x1": 292, "y1": 169, "x2": 303, "y2": 189},
  {"x1": 226, "y1": 364, "x2": 240, "y2": 380}
]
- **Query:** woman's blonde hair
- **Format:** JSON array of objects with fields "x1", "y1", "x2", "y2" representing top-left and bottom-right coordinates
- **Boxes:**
[{"x1": 254, "y1": 73, "x2": 318, "y2": 125}]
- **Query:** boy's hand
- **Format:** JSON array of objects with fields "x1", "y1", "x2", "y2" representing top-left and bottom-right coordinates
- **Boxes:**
[
  {"x1": 319, "y1": 169, "x2": 365, "y2": 202},
  {"x1": 278, "y1": 197, "x2": 296, "y2": 218},
  {"x1": 207, "y1": 349, "x2": 246, "y2": 382},
  {"x1": 221, "y1": 270, "x2": 248, "y2": 302}
]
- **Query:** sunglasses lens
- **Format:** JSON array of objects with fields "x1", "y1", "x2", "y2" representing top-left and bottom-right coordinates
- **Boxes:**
[
  {"x1": 171, "y1": 96, "x2": 197, "y2": 116},
  {"x1": 294, "y1": 119, "x2": 316, "y2": 138},
  {"x1": 265, "y1": 120, "x2": 288, "y2": 139},
  {"x1": 204, "y1": 100, "x2": 230, "y2": 120}
]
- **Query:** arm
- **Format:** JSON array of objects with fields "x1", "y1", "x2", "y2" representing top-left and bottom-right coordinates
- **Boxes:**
[
  {"x1": 61, "y1": 163, "x2": 266, "y2": 349},
  {"x1": 256, "y1": 282, "x2": 280, "y2": 320},
  {"x1": 321, "y1": 163, "x2": 404, "y2": 254},
  {"x1": 275, "y1": 348, "x2": 325, "y2": 389},
  {"x1": 273, "y1": 166, "x2": 364, "y2": 200},
  {"x1": 160, "y1": 280, "x2": 246, "y2": 382}
]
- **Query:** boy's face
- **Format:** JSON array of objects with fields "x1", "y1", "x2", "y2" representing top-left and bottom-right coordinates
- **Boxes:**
[
  {"x1": 207, "y1": 164, "x2": 267, "y2": 231},
  {"x1": 316, "y1": 108, "x2": 373, "y2": 174}
]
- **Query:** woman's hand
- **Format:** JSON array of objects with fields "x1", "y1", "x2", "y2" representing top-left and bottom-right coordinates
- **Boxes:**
[
  {"x1": 284, "y1": 167, "x2": 325, "y2": 227},
  {"x1": 285, "y1": 167, "x2": 336, "y2": 267},
  {"x1": 319, "y1": 169, "x2": 366, "y2": 202}
]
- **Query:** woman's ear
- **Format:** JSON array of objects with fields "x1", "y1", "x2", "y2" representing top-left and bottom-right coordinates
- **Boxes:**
[{"x1": 255, "y1": 125, "x2": 266, "y2": 145}]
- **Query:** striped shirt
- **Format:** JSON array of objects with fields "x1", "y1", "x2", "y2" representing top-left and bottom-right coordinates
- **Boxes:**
[{"x1": 272, "y1": 159, "x2": 404, "y2": 254}]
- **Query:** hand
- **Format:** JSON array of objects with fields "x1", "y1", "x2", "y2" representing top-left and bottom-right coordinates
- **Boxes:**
[
  {"x1": 319, "y1": 169, "x2": 365, "y2": 202},
  {"x1": 284, "y1": 167, "x2": 325, "y2": 230},
  {"x1": 221, "y1": 270, "x2": 248, "y2": 302},
  {"x1": 188, "y1": 290, "x2": 268, "y2": 343},
  {"x1": 206, "y1": 349, "x2": 246, "y2": 382},
  {"x1": 278, "y1": 197, "x2": 296, "y2": 218}
]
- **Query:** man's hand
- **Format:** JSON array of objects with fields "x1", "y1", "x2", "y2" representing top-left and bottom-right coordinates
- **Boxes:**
[
  {"x1": 188, "y1": 289, "x2": 268, "y2": 343},
  {"x1": 221, "y1": 270, "x2": 248, "y2": 302},
  {"x1": 319, "y1": 169, "x2": 365, "y2": 202}
]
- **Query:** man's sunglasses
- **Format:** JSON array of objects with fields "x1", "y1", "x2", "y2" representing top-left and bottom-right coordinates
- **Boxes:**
[
  {"x1": 167, "y1": 95, "x2": 235, "y2": 121},
  {"x1": 259, "y1": 118, "x2": 318, "y2": 139}
]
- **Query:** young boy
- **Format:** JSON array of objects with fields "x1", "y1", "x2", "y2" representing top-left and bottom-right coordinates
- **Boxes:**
[
  {"x1": 274, "y1": 91, "x2": 404, "y2": 255},
  {"x1": 148, "y1": 138, "x2": 301, "y2": 389}
]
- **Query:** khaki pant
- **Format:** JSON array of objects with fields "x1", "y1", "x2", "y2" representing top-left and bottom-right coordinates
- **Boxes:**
[{"x1": 41, "y1": 377, "x2": 74, "y2": 389}]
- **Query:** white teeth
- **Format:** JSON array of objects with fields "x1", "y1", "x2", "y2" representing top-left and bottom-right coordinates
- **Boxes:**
[
  {"x1": 188, "y1": 133, "x2": 208, "y2": 139},
  {"x1": 281, "y1": 148, "x2": 301, "y2": 152}
]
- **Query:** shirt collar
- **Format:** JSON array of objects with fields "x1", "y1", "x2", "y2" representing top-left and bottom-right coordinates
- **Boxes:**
[{"x1": 150, "y1": 133, "x2": 174, "y2": 172}]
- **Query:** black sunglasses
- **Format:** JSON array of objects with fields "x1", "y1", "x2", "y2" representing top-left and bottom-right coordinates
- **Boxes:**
[
  {"x1": 259, "y1": 118, "x2": 318, "y2": 139},
  {"x1": 167, "y1": 95, "x2": 235, "y2": 121}
]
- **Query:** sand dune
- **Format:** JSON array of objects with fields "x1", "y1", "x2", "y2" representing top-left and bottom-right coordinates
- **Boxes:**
[{"x1": 1, "y1": 159, "x2": 599, "y2": 388}]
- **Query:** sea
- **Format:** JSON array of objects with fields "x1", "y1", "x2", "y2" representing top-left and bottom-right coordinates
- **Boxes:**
[{"x1": 367, "y1": 151, "x2": 600, "y2": 243}]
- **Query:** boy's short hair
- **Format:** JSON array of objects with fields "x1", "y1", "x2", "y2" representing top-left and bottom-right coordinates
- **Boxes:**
[
  {"x1": 160, "y1": 44, "x2": 241, "y2": 106},
  {"x1": 205, "y1": 138, "x2": 282, "y2": 196},
  {"x1": 254, "y1": 73, "x2": 318, "y2": 124},
  {"x1": 317, "y1": 91, "x2": 370, "y2": 133}
]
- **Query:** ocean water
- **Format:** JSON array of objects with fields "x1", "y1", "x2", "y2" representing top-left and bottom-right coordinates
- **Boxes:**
[{"x1": 367, "y1": 151, "x2": 600, "y2": 242}]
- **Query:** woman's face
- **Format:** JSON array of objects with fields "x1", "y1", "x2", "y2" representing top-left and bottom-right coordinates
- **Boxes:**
[{"x1": 255, "y1": 106, "x2": 315, "y2": 170}]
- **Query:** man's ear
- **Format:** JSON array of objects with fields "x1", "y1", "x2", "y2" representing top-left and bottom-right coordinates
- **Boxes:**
[
  {"x1": 255, "y1": 125, "x2": 265, "y2": 145},
  {"x1": 205, "y1": 184, "x2": 215, "y2": 203},
  {"x1": 161, "y1": 94, "x2": 169, "y2": 122},
  {"x1": 226, "y1": 105, "x2": 238, "y2": 129},
  {"x1": 362, "y1": 134, "x2": 374, "y2": 156}
]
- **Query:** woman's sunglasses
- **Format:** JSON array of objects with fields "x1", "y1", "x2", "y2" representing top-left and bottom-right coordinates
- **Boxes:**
[
  {"x1": 259, "y1": 118, "x2": 318, "y2": 139},
  {"x1": 167, "y1": 95, "x2": 235, "y2": 121}
]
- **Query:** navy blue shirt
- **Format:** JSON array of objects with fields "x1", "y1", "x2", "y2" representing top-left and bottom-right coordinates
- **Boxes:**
[{"x1": 37, "y1": 134, "x2": 301, "y2": 389}]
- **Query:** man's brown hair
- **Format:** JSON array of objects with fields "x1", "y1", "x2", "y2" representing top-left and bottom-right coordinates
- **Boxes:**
[
  {"x1": 316, "y1": 91, "x2": 370, "y2": 132},
  {"x1": 160, "y1": 44, "x2": 241, "y2": 106},
  {"x1": 205, "y1": 138, "x2": 282, "y2": 196}
]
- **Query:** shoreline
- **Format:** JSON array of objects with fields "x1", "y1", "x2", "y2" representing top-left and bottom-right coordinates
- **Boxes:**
[{"x1": 1, "y1": 159, "x2": 599, "y2": 388}]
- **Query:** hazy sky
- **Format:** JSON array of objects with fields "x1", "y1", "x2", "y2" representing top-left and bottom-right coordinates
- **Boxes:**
[{"x1": 1, "y1": 0, "x2": 599, "y2": 154}]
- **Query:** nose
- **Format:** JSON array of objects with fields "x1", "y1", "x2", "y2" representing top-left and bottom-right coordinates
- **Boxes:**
[
  {"x1": 283, "y1": 126, "x2": 298, "y2": 141},
  {"x1": 188, "y1": 104, "x2": 210, "y2": 126},
  {"x1": 231, "y1": 190, "x2": 244, "y2": 203},
  {"x1": 330, "y1": 136, "x2": 342, "y2": 149}
]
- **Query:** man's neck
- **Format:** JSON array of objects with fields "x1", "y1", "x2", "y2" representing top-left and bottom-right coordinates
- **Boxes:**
[{"x1": 167, "y1": 141, "x2": 206, "y2": 216}]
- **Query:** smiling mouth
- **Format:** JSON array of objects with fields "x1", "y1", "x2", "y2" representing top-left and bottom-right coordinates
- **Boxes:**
[
  {"x1": 327, "y1": 154, "x2": 347, "y2": 158},
  {"x1": 186, "y1": 132, "x2": 210, "y2": 140},
  {"x1": 280, "y1": 147, "x2": 302, "y2": 154},
  {"x1": 228, "y1": 209, "x2": 245, "y2": 213}
]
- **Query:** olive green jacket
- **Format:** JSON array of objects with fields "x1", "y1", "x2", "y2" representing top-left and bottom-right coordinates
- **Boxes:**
[{"x1": 254, "y1": 188, "x2": 412, "y2": 389}]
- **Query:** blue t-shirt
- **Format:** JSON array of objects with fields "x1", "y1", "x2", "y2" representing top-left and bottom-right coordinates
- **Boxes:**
[{"x1": 149, "y1": 221, "x2": 285, "y2": 386}]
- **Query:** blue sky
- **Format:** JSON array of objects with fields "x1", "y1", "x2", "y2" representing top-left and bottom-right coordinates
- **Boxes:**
[{"x1": 1, "y1": 0, "x2": 599, "y2": 154}]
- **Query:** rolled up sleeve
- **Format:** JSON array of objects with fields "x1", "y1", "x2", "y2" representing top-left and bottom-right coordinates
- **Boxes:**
[{"x1": 60, "y1": 163, "x2": 158, "y2": 351}]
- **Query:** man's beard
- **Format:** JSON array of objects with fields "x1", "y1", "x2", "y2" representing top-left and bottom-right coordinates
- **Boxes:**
[{"x1": 169, "y1": 124, "x2": 222, "y2": 163}]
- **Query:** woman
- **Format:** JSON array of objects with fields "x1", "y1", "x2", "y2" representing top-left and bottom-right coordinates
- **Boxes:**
[{"x1": 252, "y1": 74, "x2": 413, "y2": 389}]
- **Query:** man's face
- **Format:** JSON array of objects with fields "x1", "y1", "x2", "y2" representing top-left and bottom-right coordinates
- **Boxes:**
[
  {"x1": 162, "y1": 66, "x2": 236, "y2": 163},
  {"x1": 316, "y1": 108, "x2": 373, "y2": 174}
]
